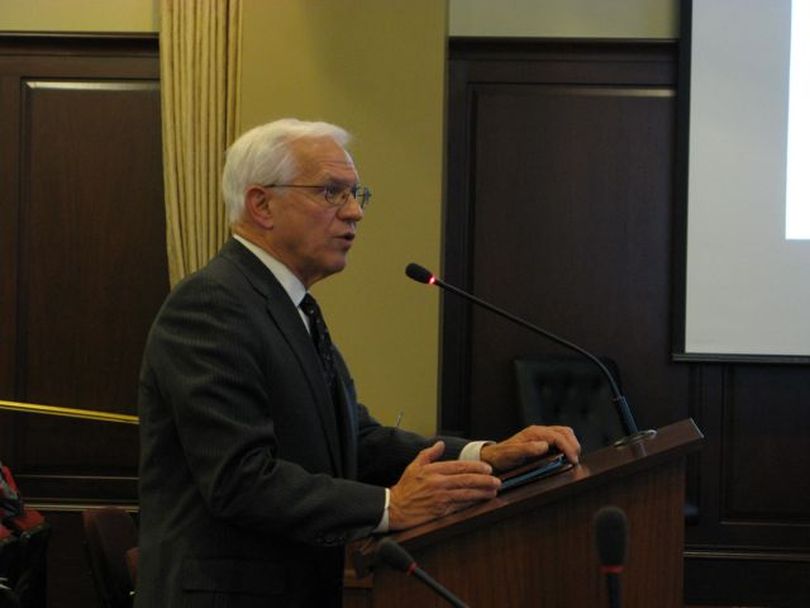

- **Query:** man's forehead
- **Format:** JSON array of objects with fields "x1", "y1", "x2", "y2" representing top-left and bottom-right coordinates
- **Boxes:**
[{"x1": 292, "y1": 136, "x2": 356, "y2": 177}]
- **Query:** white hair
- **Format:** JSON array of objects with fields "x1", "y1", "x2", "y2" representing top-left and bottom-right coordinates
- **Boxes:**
[{"x1": 221, "y1": 118, "x2": 351, "y2": 223}]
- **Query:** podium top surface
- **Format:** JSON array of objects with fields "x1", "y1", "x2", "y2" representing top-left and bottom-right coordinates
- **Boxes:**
[{"x1": 388, "y1": 417, "x2": 703, "y2": 551}]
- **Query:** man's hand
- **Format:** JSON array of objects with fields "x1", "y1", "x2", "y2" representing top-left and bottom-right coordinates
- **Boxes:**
[
  {"x1": 480, "y1": 425, "x2": 581, "y2": 472},
  {"x1": 388, "y1": 441, "x2": 501, "y2": 531}
]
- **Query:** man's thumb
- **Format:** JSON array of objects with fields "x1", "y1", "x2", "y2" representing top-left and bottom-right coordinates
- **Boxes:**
[{"x1": 414, "y1": 440, "x2": 445, "y2": 465}]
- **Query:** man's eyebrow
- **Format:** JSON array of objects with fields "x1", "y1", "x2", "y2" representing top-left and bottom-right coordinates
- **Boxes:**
[{"x1": 323, "y1": 177, "x2": 358, "y2": 187}]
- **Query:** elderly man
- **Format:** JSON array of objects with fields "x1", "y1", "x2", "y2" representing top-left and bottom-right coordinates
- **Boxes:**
[{"x1": 136, "y1": 118, "x2": 579, "y2": 607}]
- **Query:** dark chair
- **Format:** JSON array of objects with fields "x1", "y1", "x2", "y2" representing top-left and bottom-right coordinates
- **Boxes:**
[
  {"x1": 0, "y1": 583, "x2": 21, "y2": 608},
  {"x1": 0, "y1": 524, "x2": 18, "y2": 584},
  {"x1": 10, "y1": 521, "x2": 50, "y2": 608},
  {"x1": 513, "y1": 354, "x2": 626, "y2": 454},
  {"x1": 124, "y1": 547, "x2": 138, "y2": 589},
  {"x1": 82, "y1": 508, "x2": 138, "y2": 608}
]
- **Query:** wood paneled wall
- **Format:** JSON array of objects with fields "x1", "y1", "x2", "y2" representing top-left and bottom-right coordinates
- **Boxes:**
[
  {"x1": 0, "y1": 35, "x2": 166, "y2": 606},
  {"x1": 444, "y1": 39, "x2": 810, "y2": 607}
]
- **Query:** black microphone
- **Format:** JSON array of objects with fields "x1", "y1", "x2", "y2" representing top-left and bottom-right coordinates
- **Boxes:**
[
  {"x1": 376, "y1": 538, "x2": 469, "y2": 608},
  {"x1": 594, "y1": 506, "x2": 628, "y2": 608},
  {"x1": 405, "y1": 262, "x2": 656, "y2": 445}
]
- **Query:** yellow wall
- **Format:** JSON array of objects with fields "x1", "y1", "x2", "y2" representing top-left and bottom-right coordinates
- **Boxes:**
[
  {"x1": 0, "y1": 0, "x2": 159, "y2": 32},
  {"x1": 450, "y1": 0, "x2": 678, "y2": 38},
  {"x1": 0, "y1": 0, "x2": 677, "y2": 39},
  {"x1": 239, "y1": 0, "x2": 447, "y2": 435}
]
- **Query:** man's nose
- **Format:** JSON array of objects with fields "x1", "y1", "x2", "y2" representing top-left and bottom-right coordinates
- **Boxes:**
[{"x1": 338, "y1": 194, "x2": 364, "y2": 221}]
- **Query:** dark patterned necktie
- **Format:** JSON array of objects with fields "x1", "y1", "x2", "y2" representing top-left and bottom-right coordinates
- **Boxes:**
[{"x1": 300, "y1": 293, "x2": 338, "y2": 391}]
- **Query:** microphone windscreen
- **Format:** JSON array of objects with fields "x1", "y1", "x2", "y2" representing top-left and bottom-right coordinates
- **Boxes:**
[
  {"x1": 377, "y1": 538, "x2": 415, "y2": 572},
  {"x1": 405, "y1": 263, "x2": 434, "y2": 284},
  {"x1": 594, "y1": 505, "x2": 628, "y2": 566}
]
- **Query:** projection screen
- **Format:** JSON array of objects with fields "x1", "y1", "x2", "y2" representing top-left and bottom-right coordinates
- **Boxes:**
[{"x1": 679, "y1": 0, "x2": 810, "y2": 360}]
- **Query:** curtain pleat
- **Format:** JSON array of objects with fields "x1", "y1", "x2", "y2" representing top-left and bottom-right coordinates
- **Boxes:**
[{"x1": 160, "y1": 0, "x2": 242, "y2": 286}]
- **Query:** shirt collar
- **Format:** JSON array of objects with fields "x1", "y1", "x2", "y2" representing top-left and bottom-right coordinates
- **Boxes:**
[{"x1": 233, "y1": 234, "x2": 308, "y2": 307}]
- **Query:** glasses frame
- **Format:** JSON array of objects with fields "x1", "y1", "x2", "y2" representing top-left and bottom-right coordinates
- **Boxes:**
[{"x1": 263, "y1": 183, "x2": 372, "y2": 210}]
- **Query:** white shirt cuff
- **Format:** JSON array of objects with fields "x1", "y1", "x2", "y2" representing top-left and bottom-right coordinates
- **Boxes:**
[
  {"x1": 459, "y1": 440, "x2": 494, "y2": 462},
  {"x1": 373, "y1": 488, "x2": 391, "y2": 533}
]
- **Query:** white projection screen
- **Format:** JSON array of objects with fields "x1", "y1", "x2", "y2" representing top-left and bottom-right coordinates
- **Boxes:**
[{"x1": 679, "y1": 0, "x2": 810, "y2": 360}]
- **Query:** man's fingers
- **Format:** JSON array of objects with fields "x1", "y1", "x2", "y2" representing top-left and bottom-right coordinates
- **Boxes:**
[
  {"x1": 436, "y1": 471, "x2": 501, "y2": 491},
  {"x1": 544, "y1": 427, "x2": 580, "y2": 463},
  {"x1": 546, "y1": 425, "x2": 579, "y2": 446},
  {"x1": 421, "y1": 459, "x2": 493, "y2": 476},
  {"x1": 559, "y1": 426, "x2": 582, "y2": 454},
  {"x1": 443, "y1": 486, "x2": 500, "y2": 503},
  {"x1": 521, "y1": 440, "x2": 550, "y2": 458},
  {"x1": 518, "y1": 425, "x2": 580, "y2": 463},
  {"x1": 426, "y1": 478, "x2": 501, "y2": 517}
]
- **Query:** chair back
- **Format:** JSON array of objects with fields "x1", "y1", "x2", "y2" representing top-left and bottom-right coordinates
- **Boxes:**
[
  {"x1": 82, "y1": 508, "x2": 137, "y2": 608},
  {"x1": 124, "y1": 547, "x2": 138, "y2": 589},
  {"x1": 513, "y1": 354, "x2": 626, "y2": 453}
]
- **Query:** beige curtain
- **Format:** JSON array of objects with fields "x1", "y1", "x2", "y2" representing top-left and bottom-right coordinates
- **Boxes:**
[{"x1": 160, "y1": 0, "x2": 242, "y2": 286}]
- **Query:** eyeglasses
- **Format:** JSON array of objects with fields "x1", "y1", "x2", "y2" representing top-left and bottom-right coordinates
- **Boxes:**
[{"x1": 264, "y1": 183, "x2": 372, "y2": 210}]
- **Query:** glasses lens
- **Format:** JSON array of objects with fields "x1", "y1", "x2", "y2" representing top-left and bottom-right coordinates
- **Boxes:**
[
  {"x1": 353, "y1": 186, "x2": 371, "y2": 209},
  {"x1": 321, "y1": 185, "x2": 342, "y2": 206},
  {"x1": 321, "y1": 184, "x2": 371, "y2": 209}
]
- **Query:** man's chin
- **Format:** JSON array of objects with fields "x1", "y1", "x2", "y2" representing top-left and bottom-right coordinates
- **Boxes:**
[
  {"x1": 330, "y1": 258, "x2": 348, "y2": 275},
  {"x1": 310, "y1": 257, "x2": 349, "y2": 285}
]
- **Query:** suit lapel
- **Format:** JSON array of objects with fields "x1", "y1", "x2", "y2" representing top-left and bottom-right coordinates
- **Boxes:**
[
  {"x1": 220, "y1": 239, "x2": 344, "y2": 477},
  {"x1": 334, "y1": 375, "x2": 358, "y2": 479}
]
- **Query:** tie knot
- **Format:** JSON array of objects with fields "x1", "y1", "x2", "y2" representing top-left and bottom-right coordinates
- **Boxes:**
[
  {"x1": 300, "y1": 293, "x2": 321, "y2": 319},
  {"x1": 300, "y1": 295, "x2": 329, "y2": 337}
]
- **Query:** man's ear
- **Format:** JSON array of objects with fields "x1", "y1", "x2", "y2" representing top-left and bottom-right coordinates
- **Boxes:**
[{"x1": 244, "y1": 186, "x2": 274, "y2": 229}]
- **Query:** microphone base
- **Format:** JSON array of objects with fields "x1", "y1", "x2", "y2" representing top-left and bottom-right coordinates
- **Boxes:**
[{"x1": 613, "y1": 429, "x2": 657, "y2": 448}]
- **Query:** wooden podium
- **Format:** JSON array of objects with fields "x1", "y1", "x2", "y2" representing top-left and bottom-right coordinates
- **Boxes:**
[{"x1": 349, "y1": 418, "x2": 703, "y2": 608}]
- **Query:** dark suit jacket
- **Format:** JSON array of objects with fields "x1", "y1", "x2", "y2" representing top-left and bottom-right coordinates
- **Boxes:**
[{"x1": 135, "y1": 238, "x2": 467, "y2": 607}]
